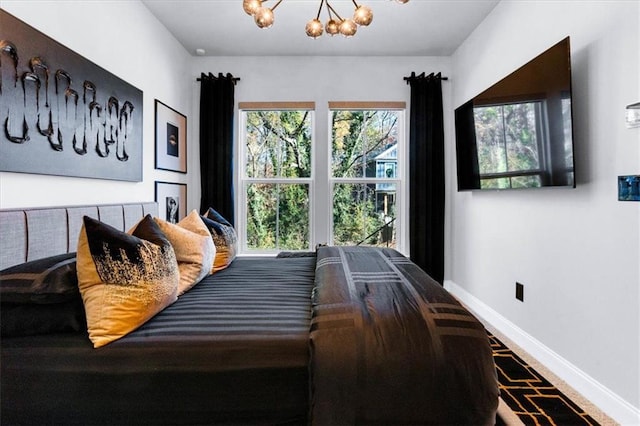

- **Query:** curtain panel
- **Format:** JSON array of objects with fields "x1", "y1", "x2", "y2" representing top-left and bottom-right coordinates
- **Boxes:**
[
  {"x1": 407, "y1": 72, "x2": 445, "y2": 284},
  {"x1": 199, "y1": 72, "x2": 238, "y2": 224}
]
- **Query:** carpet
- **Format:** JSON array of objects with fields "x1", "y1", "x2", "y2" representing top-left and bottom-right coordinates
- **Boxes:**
[{"x1": 490, "y1": 333, "x2": 601, "y2": 425}]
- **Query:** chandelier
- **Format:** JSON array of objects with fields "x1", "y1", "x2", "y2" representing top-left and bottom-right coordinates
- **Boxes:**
[{"x1": 242, "y1": 0, "x2": 410, "y2": 38}]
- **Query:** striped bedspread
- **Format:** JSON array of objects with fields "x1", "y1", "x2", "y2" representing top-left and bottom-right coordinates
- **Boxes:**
[
  {"x1": 126, "y1": 255, "x2": 315, "y2": 342},
  {"x1": 309, "y1": 246, "x2": 499, "y2": 425}
]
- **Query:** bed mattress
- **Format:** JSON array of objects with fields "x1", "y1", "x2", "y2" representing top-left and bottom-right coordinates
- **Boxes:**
[{"x1": 1, "y1": 256, "x2": 316, "y2": 425}]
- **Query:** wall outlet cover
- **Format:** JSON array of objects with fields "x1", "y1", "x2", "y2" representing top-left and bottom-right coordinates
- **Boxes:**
[{"x1": 516, "y1": 282, "x2": 524, "y2": 302}]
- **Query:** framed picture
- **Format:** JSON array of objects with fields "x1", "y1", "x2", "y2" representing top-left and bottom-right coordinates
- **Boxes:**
[
  {"x1": 155, "y1": 181, "x2": 187, "y2": 223},
  {"x1": 0, "y1": 10, "x2": 143, "y2": 181},
  {"x1": 618, "y1": 175, "x2": 640, "y2": 201},
  {"x1": 155, "y1": 100, "x2": 187, "y2": 173}
]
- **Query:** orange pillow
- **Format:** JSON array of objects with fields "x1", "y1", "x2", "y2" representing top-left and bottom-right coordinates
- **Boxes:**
[
  {"x1": 76, "y1": 215, "x2": 179, "y2": 348},
  {"x1": 154, "y1": 210, "x2": 216, "y2": 294}
]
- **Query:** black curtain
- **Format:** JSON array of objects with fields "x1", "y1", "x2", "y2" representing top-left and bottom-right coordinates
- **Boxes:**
[
  {"x1": 407, "y1": 72, "x2": 445, "y2": 284},
  {"x1": 199, "y1": 72, "x2": 238, "y2": 224}
]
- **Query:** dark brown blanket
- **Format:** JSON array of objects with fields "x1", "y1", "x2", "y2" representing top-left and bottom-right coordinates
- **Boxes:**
[{"x1": 309, "y1": 246, "x2": 499, "y2": 425}]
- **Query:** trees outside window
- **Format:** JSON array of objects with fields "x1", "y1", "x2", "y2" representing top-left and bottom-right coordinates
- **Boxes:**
[
  {"x1": 239, "y1": 103, "x2": 405, "y2": 254},
  {"x1": 330, "y1": 109, "x2": 403, "y2": 249},
  {"x1": 241, "y1": 108, "x2": 312, "y2": 252}
]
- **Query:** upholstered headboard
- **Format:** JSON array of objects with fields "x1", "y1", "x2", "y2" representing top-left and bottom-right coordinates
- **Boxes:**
[{"x1": 0, "y1": 202, "x2": 158, "y2": 270}]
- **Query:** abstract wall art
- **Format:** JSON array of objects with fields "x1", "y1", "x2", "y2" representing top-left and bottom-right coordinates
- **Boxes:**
[{"x1": 0, "y1": 10, "x2": 143, "y2": 181}]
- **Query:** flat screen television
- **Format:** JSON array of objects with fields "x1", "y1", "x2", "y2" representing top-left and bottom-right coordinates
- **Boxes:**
[{"x1": 455, "y1": 37, "x2": 575, "y2": 191}]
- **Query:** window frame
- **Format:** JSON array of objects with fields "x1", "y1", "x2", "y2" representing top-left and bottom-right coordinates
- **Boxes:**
[
  {"x1": 236, "y1": 101, "x2": 407, "y2": 256},
  {"x1": 238, "y1": 102, "x2": 316, "y2": 255},
  {"x1": 327, "y1": 102, "x2": 407, "y2": 253},
  {"x1": 475, "y1": 100, "x2": 549, "y2": 189}
]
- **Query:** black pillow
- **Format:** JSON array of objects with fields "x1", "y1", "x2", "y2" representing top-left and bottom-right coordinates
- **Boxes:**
[
  {"x1": 204, "y1": 207, "x2": 232, "y2": 226},
  {"x1": 200, "y1": 214, "x2": 238, "y2": 272},
  {"x1": 0, "y1": 253, "x2": 80, "y2": 304},
  {"x1": 1, "y1": 299, "x2": 86, "y2": 337},
  {"x1": 0, "y1": 253, "x2": 86, "y2": 337}
]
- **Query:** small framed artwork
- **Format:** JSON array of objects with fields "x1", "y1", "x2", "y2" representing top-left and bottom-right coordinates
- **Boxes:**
[
  {"x1": 155, "y1": 181, "x2": 187, "y2": 223},
  {"x1": 618, "y1": 175, "x2": 640, "y2": 201},
  {"x1": 155, "y1": 100, "x2": 187, "y2": 173}
]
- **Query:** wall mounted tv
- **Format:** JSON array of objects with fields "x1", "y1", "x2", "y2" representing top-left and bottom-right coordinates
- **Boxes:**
[{"x1": 455, "y1": 37, "x2": 575, "y2": 191}]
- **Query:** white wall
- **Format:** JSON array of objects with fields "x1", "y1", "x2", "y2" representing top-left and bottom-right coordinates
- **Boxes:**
[
  {"x1": 189, "y1": 56, "x2": 452, "y2": 249},
  {"x1": 450, "y1": 0, "x2": 639, "y2": 422},
  {"x1": 0, "y1": 0, "x2": 192, "y2": 209}
]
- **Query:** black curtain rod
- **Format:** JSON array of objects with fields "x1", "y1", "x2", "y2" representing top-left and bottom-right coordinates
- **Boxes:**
[
  {"x1": 403, "y1": 72, "x2": 448, "y2": 84},
  {"x1": 196, "y1": 74, "x2": 241, "y2": 84}
]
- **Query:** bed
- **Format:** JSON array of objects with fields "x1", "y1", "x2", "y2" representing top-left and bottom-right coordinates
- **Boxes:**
[{"x1": 0, "y1": 202, "x2": 499, "y2": 425}]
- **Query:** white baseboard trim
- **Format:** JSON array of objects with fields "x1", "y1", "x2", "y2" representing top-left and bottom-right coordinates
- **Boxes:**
[{"x1": 444, "y1": 280, "x2": 640, "y2": 426}]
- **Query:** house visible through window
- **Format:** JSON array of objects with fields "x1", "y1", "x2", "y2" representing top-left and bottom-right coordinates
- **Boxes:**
[
  {"x1": 330, "y1": 104, "x2": 404, "y2": 250},
  {"x1": 238, "y1": 101, "x2": 405, "y2": 254}
]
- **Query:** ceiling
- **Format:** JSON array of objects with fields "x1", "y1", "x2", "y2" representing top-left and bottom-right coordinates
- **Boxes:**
[{"x1": 141, "y1": 0, "x2": 500, "y2": 57}]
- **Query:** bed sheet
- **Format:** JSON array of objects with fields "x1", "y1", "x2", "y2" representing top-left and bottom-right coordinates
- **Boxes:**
[{"x1": 1, "y1": 256, "x2": 316, "y2": 425}]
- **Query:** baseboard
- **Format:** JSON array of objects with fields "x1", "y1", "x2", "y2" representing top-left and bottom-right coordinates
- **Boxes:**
[{"x1": 444, "y1": 280, "x2": 640, "y2": 426}]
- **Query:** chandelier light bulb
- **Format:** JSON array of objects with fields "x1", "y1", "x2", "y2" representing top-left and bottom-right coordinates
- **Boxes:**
[
  {"x1": 305, "y1": 18, "x2": 324, "y2": 38},
  {"x1": 353, "y1": 5, "x2": 373, "y2": 26},
  {"x1": 339, "y1": 19, "x2": 358, "y2": 37},
  {"x1": 325, "y1": 19, "x2": 340, "y2": 36},
  {"x1": 254, "y1": 6, "x2": 275, "y2": 28},
  {"x1": 243, "y1": 0, "x2": 262, "y2": 15}
]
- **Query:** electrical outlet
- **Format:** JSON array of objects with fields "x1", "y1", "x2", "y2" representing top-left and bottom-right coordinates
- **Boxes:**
[{"x1": 515, "y1": 282, "x2": 524, "y2": 302}]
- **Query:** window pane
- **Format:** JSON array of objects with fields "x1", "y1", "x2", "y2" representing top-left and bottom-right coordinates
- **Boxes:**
[
  {"x1": 245, "y1": 111, "x2": 312, "y2": 178},
  {"x1": 511, "y1": 175, "x2": 541, "y2": 188},
  {"x1": 475, "y1": 103, "x2": 541, "y2": 175},
  {"x1": 333, "y1": 183, "x2": 396, "y2": 249},
  {"x1": 246, "y1": 183, "x2": 310, "y2": 251},
  {"x1": 503, "y1": 103, "x2": 540, "y2": 172},
  {"x1": 480, "y1": 177, "x2": 511, "y2": 189},
  {"x1": 246, "y1": 183, "x2": 277, "y2": 249},
  {"x1": 474, "y1": 106, "x2": 507, "y2": 174},
  {"x1": 331, "y1": 110, "x2": 400, "y2": 178}
]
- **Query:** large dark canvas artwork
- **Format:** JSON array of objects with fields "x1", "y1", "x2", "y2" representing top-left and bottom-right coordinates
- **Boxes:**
[{"x1": 0, "y1": 10, "x2": 143, "y2": 182}]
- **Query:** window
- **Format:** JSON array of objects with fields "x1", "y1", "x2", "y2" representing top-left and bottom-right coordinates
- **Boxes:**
[
  {"x1": 238, "y1": 101, "x2": 406, "y2": 254},
  {"x1": 473, "y1": 101, "x2": 546, "y2": 189},
  {"x1": 239, "y1": 103, "x2": 314, "y2": 253},
  {"x1": 329, "y1": 103, "x2": 405, "y2": 250}
]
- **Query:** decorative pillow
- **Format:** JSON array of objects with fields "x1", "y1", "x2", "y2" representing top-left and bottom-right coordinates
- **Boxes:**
[
  {"x1": 204, "y1": 207, "x2": 232, "y2": 226},
  {"x1": 76, "y1": 215, "x2": 179, "y2": 348},
  {"x1": 154, "y1": 210, "x2": 216, "y2": 294},
  {"x1": 201, "y1": 209, "x2": 237, "y2": 272},
  {"x1": 0, "y1": 253, "x2": 79, "y2": 304}
]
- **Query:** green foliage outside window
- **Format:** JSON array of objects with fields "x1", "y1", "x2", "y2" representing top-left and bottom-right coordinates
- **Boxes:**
[
  {"x1": 242, "y1": 108, "x2": 401, "y2": 251},
  {"x1": 244, "y1": 111, "x2": 311, "y2": 250},
  {"x1": 331, "y1": 110, "x2": 399, "y2": 248}
]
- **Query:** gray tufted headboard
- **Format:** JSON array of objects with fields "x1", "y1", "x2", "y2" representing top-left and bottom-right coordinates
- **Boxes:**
[{"x1": 0, "y1": 202, "x2": 158, "y2": 270}]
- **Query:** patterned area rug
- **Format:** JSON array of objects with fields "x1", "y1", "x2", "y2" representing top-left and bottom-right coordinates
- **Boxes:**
[{"x1": 490, "y1": 334, "x2": 600, "y2": 425}]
